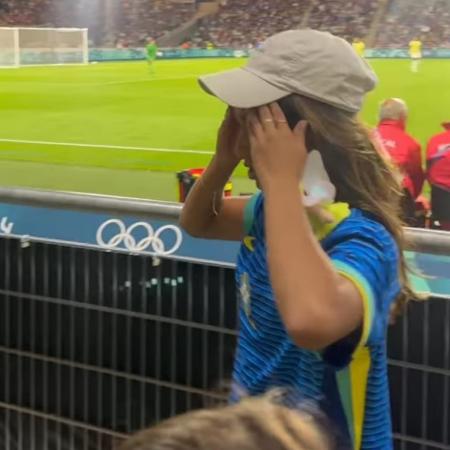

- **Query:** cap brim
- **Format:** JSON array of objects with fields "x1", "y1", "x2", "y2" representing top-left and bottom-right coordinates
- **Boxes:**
[{"x1": 198, "y1": 68, "x2": 290, "y2": 108}]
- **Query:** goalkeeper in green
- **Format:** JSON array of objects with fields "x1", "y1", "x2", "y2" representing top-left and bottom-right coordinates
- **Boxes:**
[{"x1": 146, "y1": 38, "x2": 158, "y2": 73}]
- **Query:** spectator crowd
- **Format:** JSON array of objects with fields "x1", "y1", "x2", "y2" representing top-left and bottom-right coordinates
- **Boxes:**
[
  {"x1": 375, "y1": 0, "x2": 450, "y2": 48},
  {"x1": 1, "y1": 0, "x2": 450, "y2": 48},
  {"x1": 115, "y1": 0, "x2": 196, "y2": 48},
  {"x1": 306, "y1": 0, "x2": 381, "y2": 43},
  {"x1": 0, "y1": 0, "x2": 52, "y2": 26},
  {"x1": 0, "y1": 0, "x2": 196, "y2": 47},
  {"x1": 191, "y1": 0, "x2": 382, "y2": 48},
  {"x1": 191, "y1": 0, "x2": 306, "y2": 49}
]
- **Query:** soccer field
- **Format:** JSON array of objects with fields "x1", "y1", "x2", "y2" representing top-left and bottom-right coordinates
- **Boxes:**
[{"x1": 1, "y1": 58, "x2": 450, "y2": 201}]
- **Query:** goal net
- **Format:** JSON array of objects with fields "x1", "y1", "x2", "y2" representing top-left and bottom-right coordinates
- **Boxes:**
[{"x1": 0, "y1": 27, "x2": 88, "y2": 67}]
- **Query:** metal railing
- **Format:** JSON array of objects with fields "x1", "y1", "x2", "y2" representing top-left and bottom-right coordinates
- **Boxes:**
[
  {"x1": 0, "y1": 236, "x2": 238, "y2": 449},
  {"x1": 1, "y1": 187, "x2": 450, "y2": 256},
  {"x1": 389, "y1": 298, "x2": 450, "y2": 450},
  {"x1": 0, "y1": 187, "x2": 449, "y2": 450},
  {"x1": 0, "y1": 187, "x2": 181, "y2": 221}
]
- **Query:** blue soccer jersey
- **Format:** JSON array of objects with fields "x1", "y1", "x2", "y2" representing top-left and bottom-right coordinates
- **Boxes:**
[{"x1": 232, "y1": 192, "x2": 400, "y2": 450}]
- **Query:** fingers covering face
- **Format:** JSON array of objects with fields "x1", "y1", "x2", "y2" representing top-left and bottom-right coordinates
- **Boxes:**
[
  {"x1": 257, "y1": 105, "x2": 276, "y2": 132},
  {"x1": 252, "y1": 103, "x2": 290, "y2": 132},
  {"x1": 269, "y1": 102, "x2": 289, "y2": 129},
  {"x1": 245, "y1": 102, "x2": 299, "y2": 142}
]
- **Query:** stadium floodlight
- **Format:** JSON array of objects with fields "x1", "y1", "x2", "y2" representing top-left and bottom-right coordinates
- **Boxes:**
[{"x1": 0, "y1": 27, "x2": 88, "y2": 68}]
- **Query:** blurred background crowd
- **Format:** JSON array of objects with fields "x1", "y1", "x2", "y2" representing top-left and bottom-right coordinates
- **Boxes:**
[{"x1": 1, "y1": 0, "x2": 450, "y2": 48}]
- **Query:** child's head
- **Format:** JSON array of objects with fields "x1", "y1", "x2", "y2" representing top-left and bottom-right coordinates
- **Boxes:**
[
  {"x1": 119, "y1": 397, "x2": 337, "y2": 450},
  {"x1": 200, "y1": 29, "x2": 378, "y2": 188}
]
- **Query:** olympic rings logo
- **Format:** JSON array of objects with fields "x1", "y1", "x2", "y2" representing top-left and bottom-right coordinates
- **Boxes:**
[{"x1": 96, "y1": 219, "x2": 183, "y2": 255}]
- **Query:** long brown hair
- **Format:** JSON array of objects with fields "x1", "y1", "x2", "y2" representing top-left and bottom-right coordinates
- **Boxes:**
[
  {"x1": 288, "y1": 94, "x2": 417, "y2": 317},
  {"x1": 119, "y1": 396, "x2": 337, "y2": 450}
]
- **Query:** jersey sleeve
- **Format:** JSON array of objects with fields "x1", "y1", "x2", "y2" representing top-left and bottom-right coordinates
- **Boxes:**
[{"x1": 322, "y1": 217, "x2": 400, "y2": 367}]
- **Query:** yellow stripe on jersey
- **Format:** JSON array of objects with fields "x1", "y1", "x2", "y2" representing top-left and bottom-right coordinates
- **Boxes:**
[
  {"x1": 333, "y1": 261, "x2": 376, "y2": 449},
  {"x1": 336, "y1": 347, "x2": 371, "y2": 450},
  {"x1": 350, "y1": 347, "x2": 371, "y2": 450}
]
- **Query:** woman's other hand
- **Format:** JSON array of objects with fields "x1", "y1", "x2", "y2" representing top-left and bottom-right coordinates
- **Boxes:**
[{"x1": 216, "y1": 107, "x2": 246, "y2": 168}]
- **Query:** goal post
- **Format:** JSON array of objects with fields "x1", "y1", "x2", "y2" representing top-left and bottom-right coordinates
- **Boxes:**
[
  {"x1": 0, "y1": 27, "x2": 89, "y2": 67},
  {"x1": 0, "y1": 27, "x2": 19, "y2": 67}
]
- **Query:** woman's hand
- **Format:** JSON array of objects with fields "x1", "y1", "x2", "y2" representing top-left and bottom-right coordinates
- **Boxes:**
[
  {"x1": 215, "y1": 107, "x2": 246, "y2": 168},
  {"x1": 247, "y1": 103, "x2": 308, "y2": 191}
]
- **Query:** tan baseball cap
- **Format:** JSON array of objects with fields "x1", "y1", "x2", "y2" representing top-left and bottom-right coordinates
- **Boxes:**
[{"x1": 199, "y1": 29, "x2": 378, "y2": 113}]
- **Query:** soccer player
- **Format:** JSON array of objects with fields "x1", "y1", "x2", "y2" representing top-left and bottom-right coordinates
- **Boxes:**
[
  {"x1": 181, "y1": 30, "x2": 414, "y2": 449},
  {"x1": 352, "y1": 38, "x2": 366, "y2": 58},
  {"x1": 146, "y1": 38, "x2": 158, "y2": 74},
  {"x1": 426, "y1": 122, "x2": 450, "y2": 230},
  {"x1": 409, "y1": 37, "x2": 422, "y2": 73},
  {"x1": 377, "y1": 98, "x2": 425, "y2": 226}
]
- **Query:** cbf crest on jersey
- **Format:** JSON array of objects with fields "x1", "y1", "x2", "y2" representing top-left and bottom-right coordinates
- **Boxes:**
[{"x1": 240, "y1": 272, "x2": 256, "y2": 329}]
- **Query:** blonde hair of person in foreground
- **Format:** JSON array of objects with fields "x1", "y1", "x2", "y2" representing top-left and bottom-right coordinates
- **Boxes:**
[{"x1": 119, "y1": 396, "x2": 338, "y2": 450}]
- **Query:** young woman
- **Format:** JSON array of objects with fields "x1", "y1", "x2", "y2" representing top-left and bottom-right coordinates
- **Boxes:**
[{"x1": 180, "y1": 30, "x2": 414, "y2": 450}]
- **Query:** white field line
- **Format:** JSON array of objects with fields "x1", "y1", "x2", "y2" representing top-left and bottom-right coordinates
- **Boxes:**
[{"x1": 0, "y1": 138, "x2": 213, "y2": 155}]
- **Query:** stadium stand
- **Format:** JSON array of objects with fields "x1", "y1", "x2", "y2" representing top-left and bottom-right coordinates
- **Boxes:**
[
  {"x1": 304, "y1": 0, "x2": 382, "y2": 42},
  {"x1": 375, "y1": 0, "x2": 450, "y2": 48},
  {"x1": 190, "y1": 0, "x2": 307, "y2": 49},
  {"x1": 0, "y1": 0, "x2": 197, "y2": 46},
  {"x1": 191, "y1": 0, "x2": 387, "y2": 48},
  {"x1": 0, "y1": 0, "x2": 51, "y2": 26},
  {"x1": 114, "y1": 0, "x2": 197, "y2": 47},
  {"x1": 2, "y1": 0, "x2": 450, "y2": 48}
]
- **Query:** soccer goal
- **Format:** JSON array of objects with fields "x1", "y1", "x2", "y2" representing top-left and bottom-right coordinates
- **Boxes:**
[{"x1": 0, "y1": 27, "x2": 88, "y2": 68}]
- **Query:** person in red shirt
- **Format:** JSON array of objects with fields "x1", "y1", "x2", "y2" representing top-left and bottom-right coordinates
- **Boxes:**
[
  {"x1": 377, "y1": 98, "x2": 425, "y2": 226},
  {"x1": 427, "y1": 122, "x2": 450, "y2": 231}
]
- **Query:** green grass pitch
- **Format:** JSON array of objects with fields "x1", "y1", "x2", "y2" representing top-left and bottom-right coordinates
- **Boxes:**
[{"x1": 0, "y1": 58, "x2": 449, "y2": 201}]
